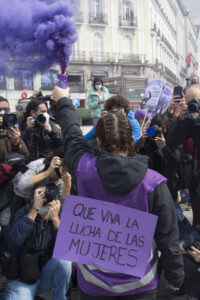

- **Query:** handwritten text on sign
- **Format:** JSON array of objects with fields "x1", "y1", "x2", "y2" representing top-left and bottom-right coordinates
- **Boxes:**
[{"x1": 53, "y1": 195, "x2": 157, "y2": 278}]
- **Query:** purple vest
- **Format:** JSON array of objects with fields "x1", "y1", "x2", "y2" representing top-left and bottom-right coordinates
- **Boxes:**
[{"x1": 76, "y1": 153, "x2": 166, "y2": 297}]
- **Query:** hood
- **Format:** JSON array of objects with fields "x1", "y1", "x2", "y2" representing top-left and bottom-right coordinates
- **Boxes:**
[
  {"x1": 127, "y1": 110, "x2": 135, "y2": 121},
  {"x1": 96, "y1": 152, "x2": 149, "y2": 195}
]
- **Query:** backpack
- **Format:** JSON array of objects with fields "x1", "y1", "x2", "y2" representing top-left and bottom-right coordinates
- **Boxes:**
[{"x1": 0, "y1": 164, "x2": 15, "y2": 188}]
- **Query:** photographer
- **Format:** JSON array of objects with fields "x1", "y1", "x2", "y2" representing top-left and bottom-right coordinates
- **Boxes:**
[
  {"x1": 2, "y1": 185, "x2": 72, "y2": 300},
  {"x1": 179, "y1": 241, "x2": 200, "y2": 299},
  {"x1": 22, "y1": 99, "x2": 63, "y2": 162},
  {"x1": 13, "y1": 156, "x2": 67, "y2": 203},
  {"x1": 167, "y1": 84, "x2": 200, "y2": 226},
  {"x1": 0, "y1": 96, "x2": 29, "y2": 163}
]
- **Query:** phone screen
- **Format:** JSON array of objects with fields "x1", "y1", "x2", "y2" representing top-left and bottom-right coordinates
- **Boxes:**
[{"x1": 174, "y1": 86, "x2": 183, "y2": 99}]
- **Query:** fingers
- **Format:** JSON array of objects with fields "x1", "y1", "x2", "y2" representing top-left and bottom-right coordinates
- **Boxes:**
[
  {"x1": 48, "y1": 200, "x2": 61, "y2": 211},
  {"x1": 51, "y1": 156, "x2": 61, "y2": 168},
  {"x1": 53, "y1": 86, "x2": 70, "y2": 102},
  {"x1": 190, "y1": 246, "x2": 200, "y2": 253},
  {"x1": 9, "y1": 127, "x2": 21, "y2": 137}
]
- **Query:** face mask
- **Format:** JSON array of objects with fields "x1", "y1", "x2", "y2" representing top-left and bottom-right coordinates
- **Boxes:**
[
  {"x1": 95, "y1": 85, "x2": 102, "y2": 90},
  {"x1": 0, "y1": 110, "x2": 6, "y2": 115},
  {"x1": 43, "y1": 112, "x2": 50, "y2": 124}
]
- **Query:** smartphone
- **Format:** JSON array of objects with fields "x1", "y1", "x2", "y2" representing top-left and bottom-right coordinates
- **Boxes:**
[{"x1": 173, "y1": 86, "x2": 183, "y2": 100}]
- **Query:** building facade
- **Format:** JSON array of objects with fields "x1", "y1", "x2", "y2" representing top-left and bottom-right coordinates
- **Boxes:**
[{"x1": 0, "y1": 0, "x2": 199, "y2": 111}]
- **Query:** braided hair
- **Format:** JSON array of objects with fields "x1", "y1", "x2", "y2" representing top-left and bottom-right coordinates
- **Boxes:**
[{"x1": 96, "y1": 112, "x2": 135, "y2": 156}]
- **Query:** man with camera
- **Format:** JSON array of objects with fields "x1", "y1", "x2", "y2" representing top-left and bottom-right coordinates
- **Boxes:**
[
  {"x1": 22, "y1": 99, "x2": 63, "y2": 162},
  {"x1": 167, "y1": 84, "x2": 200, "y2": 226},
  {"x1": 2, "y1": 185, "x2": 72, "y2": 300},
  {"x1": 0, "y1": 96, "x2": 29, "y2": 163}
]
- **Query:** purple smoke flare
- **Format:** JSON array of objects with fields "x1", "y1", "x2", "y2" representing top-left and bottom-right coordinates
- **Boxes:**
[{"x1": 0, "y1": 0, "x2": 77, "y2": 73}]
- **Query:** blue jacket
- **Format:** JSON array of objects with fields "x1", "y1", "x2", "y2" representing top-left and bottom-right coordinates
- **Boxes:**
[
  {"x1": 127, "y1": 110, "x2": 141, "y2": 142},
  {"x1": 7, "y1": 206, "x2": 57, "y2": 253},
  {"x1": 85, "y1": 110, "x2": 141, "y2": 143}
]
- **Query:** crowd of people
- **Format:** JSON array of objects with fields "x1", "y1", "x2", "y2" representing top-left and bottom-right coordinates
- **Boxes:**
[{"x1": 0, "y1": 75, "x2": 200, "y2": 300}]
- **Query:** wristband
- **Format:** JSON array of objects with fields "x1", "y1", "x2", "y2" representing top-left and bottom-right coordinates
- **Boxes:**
[{"x1": 32, "y1": 207, "x2": 39, "y2": 212}]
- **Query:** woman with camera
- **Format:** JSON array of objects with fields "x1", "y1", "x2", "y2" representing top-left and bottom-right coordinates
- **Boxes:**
[
  {"x1": 2, "y1": 185, "x2": 72, "y2": 300},
  {"x1": 21, "y1": 99, "x2": 63, "y2": 162}
]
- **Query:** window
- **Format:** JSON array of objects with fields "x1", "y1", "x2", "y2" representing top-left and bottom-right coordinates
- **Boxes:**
[
  {"x1": 0, "y1": 69, "x2": 6, "y2": 90},
  {"x1": 122, "y1": 0, "x2": 132, "y2": 21},
  {"x1": 68, "y1": 70, "x2": 84, "y2": 93},
  {"x1": 70, "y1": 0, "x2": 80, "y2": 12},
  {"x1": 91, "y1": 71, "x2": 108, "y2": 81},
  {"x1": 93, "y1": 32, "x2": 103, "y2": 60},
  {"x1": 14, "y1": 69, "x2": 33, "y2": 90},
  {"x1": 41, "y1": 70, "x2": 58, "y2": 91},
  {"x1": 123, "y1": 35, "x2": 132, "y2": 54},
  {"x1": 92, "y1": 0, "x2": 102, "y2": 17}
]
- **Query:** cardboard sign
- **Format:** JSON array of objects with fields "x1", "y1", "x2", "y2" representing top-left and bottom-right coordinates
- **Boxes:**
[
  {"x1": 53, "y1": 195, "x2": 158, "y2": 278},
  {"x1": 143, "y1": 79, "x2": 172, "y2": 117}
]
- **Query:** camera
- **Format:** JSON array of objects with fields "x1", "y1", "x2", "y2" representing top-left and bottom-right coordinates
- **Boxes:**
[
  {"x1": 146, "y1": 125, "x2": 163, "y2": 138},
  {"x1": 187, "y1": 98, "x2": 200, "y2": 121},
  {"x1": 38, "y1": 183, "x2": 59, "y2": 216},
  {"x1": 45, "y1": 183, "x2": 59, "y2": 203},
  {"x1": 1, "y1": 113, "x2": 17, "y2": 129},
  {"x1": 183, "y1": 236, "x2": 200, "y2": 251},
  {"x1": 35, "y1": 114, "x2": 46, "y2": 126}
]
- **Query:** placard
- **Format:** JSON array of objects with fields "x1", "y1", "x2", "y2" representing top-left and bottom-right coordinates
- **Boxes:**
[{"x1": 53, "y1": 195, "x2": 158, "y2": 278}]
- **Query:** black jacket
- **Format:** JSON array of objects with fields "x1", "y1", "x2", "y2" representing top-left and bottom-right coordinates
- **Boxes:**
[
  {"x1": 22, "y1": 121, "x2": 63, "y2": 162},
  {"x1": 7, "y1": 205, "x2": 57, "y2": 253},
  {"x1": 135, "y1": 138, "x2": 182, "y2": 200},
  {"x1": 56, "y1": 97, "x2": 184, "y2": 288},
  {"x1": 167, "y1": 117, "x2": 200, "y2": 157}
]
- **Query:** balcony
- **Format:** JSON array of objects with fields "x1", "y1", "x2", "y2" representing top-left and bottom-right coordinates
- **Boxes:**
[
  {"x1": 89, "y1": 13, "x2": 108, "y2": 25},
  {"x1": 90, "y1": 52, "x2": 110, "y2": 62},
  {"x1": 74, "y1": 11, "x2": 84, "y2": 23},
  {"x1": 121, "y1": 54, "x2": 142, "y2": 63},
  {"x1": 119, "y1": 16, "x2": 138, "y2": 28},
  {"x1": 71, "y1": 51, "x2": 86, "y2": 62}
]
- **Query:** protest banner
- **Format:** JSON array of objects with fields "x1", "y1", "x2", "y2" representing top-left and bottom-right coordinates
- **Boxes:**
[
  {"x1": 143, "y1": 79, "x2": 173, "y2": 117},
  {"x1": 53, "y1": 195, "x2": 158, "y2": 278}
]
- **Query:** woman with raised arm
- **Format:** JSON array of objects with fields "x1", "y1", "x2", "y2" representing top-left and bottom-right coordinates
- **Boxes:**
[{"x1": 52, "y1": 86, "x2": 184, "y2": 300}]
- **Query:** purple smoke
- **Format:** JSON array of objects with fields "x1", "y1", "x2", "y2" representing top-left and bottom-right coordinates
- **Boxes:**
[{"x1": 0, "y1": 0, "x2": 77, "y2": 73}]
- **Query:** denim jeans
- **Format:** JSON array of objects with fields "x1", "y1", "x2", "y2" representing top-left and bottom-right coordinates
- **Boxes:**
[
  {"x1": 92, "y1": 117, "x2": 99, "y2": 126},
  {"x1": 2, "y1": 258, "x2": 72, "y2": 300}
]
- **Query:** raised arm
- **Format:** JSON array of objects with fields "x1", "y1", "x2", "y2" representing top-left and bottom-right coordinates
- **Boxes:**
[{"x1": 53, "y1": 87, "x2": 90, "y2": 181}]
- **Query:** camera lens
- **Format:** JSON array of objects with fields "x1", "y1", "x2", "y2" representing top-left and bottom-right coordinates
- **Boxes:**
[{"x1": 36, "y1": 114, "x2": 46, "y2": 125}]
